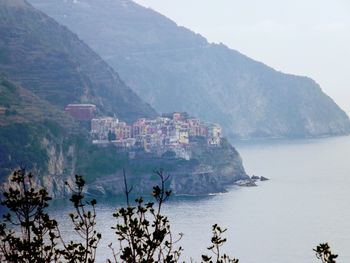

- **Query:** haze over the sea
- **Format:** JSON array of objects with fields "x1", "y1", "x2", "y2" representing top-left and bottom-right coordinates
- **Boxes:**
[{"x1": 134, "y1": 0, "x2": 350, "y2": 115}]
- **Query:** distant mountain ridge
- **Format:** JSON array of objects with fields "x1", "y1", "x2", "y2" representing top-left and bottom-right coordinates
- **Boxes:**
[
  {"x1": 0, "y1": 0, "x2": 156, "y2": 123},
  {"x1": 28, "y1": 0, "x2": 350, "y2": 139}
]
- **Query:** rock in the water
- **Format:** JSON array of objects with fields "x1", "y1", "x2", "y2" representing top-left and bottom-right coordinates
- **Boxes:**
[
  {"x1": 251, "y1": 175, "x2": 260, "y2": 180},
  {"x1": 235, "y1": 179, "x2": 257, "y2": 187}
]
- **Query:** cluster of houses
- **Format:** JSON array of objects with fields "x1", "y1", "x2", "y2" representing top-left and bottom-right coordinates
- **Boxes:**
[
  {"x1": 90, "y1": 112, "x2": 222, "y2": 160},
  {"x1": 63, "y1": 104, "x2": 222, "y2": 160}
]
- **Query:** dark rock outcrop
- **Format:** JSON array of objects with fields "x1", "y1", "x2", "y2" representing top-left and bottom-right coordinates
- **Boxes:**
[{"x1": 251, "y1": 175, "x2": 260, "y2": 180}]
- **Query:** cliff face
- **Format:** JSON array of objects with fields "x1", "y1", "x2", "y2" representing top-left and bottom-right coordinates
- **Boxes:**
[
  {"x1": 2, "y1": 132, "x2": 248, "y2": 197},
  {"x1": 0, "y1": 131, "x2": 77, "y2": 199},
  {"x1": 28, "y1": 0, "x2": 350, "y2": 139},
  {"x1": 0, "y1": 0, "x2": 156, "y2": 122},
  {"x1": 169, "y1": 138, "x2": 247, "y2": 195},
  {"x1": 0, "y1": 79, "x2": 76, "y2": 197},
  {"x1": 0, "y1": 77, "x2": 75, "y2": 179},
  {"x1": 82, "y1": 139, "x2": 248, "y2": 196},
  {"x1": 38, "y1": 138, "x2": 77, "y2": 198}
]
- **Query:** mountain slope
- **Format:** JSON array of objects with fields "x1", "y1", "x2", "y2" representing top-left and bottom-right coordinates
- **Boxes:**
[
  {"x1": 28, "y1": 0, "x2": 350, "y2": 139},
  {"x1": 0, "y1": 0, "x2": 156, "y2": 122},
  {"x1": 0, "y1": 78, "x2": 248, "y2": 196},
  {"x1": 0, "y1": 0, "x2": 250, "y2": 197},
  {"x1": 0, "y1": 77, "x2": 76, "y2": 179},
  {"x1": 0, "y1": 77, "x2": 75, "y2": 127}
]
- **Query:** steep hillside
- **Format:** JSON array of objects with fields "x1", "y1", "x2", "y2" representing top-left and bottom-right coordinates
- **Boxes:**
[
  {"x1": 0, "y1": 77, "x2": 77, "y2": 180},
  {"x1": 76, "y1": 138, "x2": 248, "y2": 196},
  {"x1": 28, "y1": 0, "x2": 350, "y2": 139},
  {"x1": 0, "y1": 78, "x2": 248, "y2": 196},
  {"x1": 0, "y1": 77, "x2": 75, "y2": 127},
  {"x1": 0, "y1": 0, "x2": 156, "y2": 123}
]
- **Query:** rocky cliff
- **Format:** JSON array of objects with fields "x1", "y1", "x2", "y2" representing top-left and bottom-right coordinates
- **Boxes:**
[
  {"x1": 81, "y1": 138, "x2": 248, "y2": 196},
  {"x1": 0, "y1": 77, "x2": 79, "y2": 197},
  {"x1": 169, "y1": 138, "x2": 247, "y2": 195},
  {"x1": 1, "y1": 126, "x2": 248, "y2": 197},
  {"x1": 28, "y1": 0, "x2": 350, "y2": 139}
]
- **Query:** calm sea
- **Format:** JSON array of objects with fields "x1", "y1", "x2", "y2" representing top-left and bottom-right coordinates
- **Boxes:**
[{"x1": 49, "y1": 135, "x2": 350, "y2": 263}]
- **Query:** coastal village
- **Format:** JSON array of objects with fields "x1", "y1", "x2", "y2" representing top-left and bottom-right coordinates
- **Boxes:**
[
  {"x1": 65, "y1": 104, "x2": 222, "y2": 160},
  {"x1": 64, "y1": 104, "x2": 268, "y2": 185}
]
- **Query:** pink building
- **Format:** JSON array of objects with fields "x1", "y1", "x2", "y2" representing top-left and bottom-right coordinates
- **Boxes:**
[{"x1": 173, "y1": 112, "x2": 182, "y2": 122}]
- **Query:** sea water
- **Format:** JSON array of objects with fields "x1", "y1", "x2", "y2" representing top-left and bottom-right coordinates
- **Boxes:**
[{"x1": 49, "y1": 135, "x2": 350, "y2": 263}]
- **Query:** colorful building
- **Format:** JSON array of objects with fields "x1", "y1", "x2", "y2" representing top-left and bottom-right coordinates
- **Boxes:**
[
  {"x1": 90, "y1": 112, "x2": 222, "y2": 158},
  {"x1": 91, "y1": 117, "x2": 119, "y2": 140}
]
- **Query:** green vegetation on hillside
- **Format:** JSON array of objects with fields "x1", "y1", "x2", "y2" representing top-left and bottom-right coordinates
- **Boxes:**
[
  {"x1": 0, "y1": 123, "x2": 48, "y2": 178},
  {"x1": 74, "y1": 140, "x2": 195, "y2": 185},
  {"x1": 0, "y1": 78, "x2": 75, "y2": 127},
  {"x1": 0, "y1": 0, "x2": 156, "y2": 123},
  {"x1": 0, "y1": 78, "x2": 76, "y2": 180},
  {"x1": 75, "y1": 143, "x2": 128, "y2": 182}
]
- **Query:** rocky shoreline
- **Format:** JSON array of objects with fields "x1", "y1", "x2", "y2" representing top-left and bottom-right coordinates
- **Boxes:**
[
  {"x1": 84, "y1": 138, "x2": 249, "y2": 197},
  {"x1": 234, "y1": 175, "x2": 270, "y2": 187},
  {"x1": 1, "y1": 137, "x2": 249, "y2": 198}
]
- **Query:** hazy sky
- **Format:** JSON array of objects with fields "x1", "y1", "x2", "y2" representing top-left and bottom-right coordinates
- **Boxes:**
[{"x1": 134, "y1": 0, "x2": 350, "y2": 114}]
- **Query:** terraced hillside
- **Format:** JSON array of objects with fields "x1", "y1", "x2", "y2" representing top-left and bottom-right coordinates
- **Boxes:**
[{"x1": 0, "y1": 0, "x2": 156, "y2": 123}]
